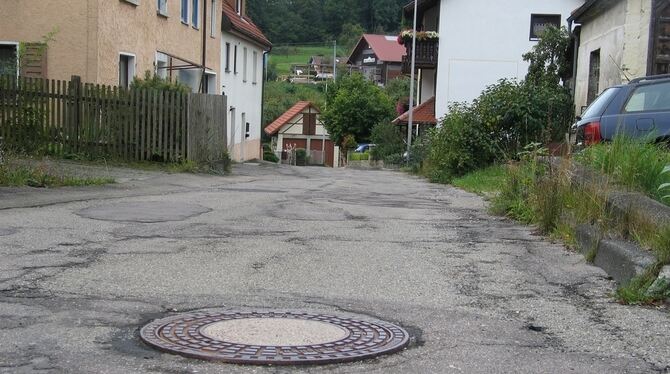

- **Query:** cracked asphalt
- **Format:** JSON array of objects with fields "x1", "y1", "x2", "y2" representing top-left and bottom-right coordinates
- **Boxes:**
[{"x1": 0, "y1": 163, "x2": 669, "y2": 373}]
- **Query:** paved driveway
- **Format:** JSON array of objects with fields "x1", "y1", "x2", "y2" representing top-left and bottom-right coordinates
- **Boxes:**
[{"x1": 0, "y1": 164, "x2": 668, "y2": 373}]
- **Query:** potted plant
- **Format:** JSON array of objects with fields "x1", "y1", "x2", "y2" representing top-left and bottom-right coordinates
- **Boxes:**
[{"x1": 397, "y1": 30, "x2": 439, "y2": 45}]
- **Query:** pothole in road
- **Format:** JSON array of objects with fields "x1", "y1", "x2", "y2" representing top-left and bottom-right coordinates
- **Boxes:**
[
  {"x1": 75, "y1": 202, "x2": 212, "y2": 223},
  {"x1": 140, "y1": 310, "x2": 410, "y2": 365},
  {"x1": 0, "y1": 228, "x2": 18, "y2": 236}
]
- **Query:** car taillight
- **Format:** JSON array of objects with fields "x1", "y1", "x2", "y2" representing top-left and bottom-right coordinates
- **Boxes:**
[{"x1": 583, "y1": 121, "x2": 601, "y2": 145}]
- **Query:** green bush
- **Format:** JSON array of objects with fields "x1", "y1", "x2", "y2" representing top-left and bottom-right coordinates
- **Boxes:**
[
  {"x1": 131, "y1": 71, "x2": 191, "y2": 94},
  {"x1": 264, "y1": 151, "x2": 279, "y2": 163},
  {"x1": 425, "y1": 103, "x2": 497, "y2": 182},
  {"x1": 295, "y1": 148, "x2": 308, "y2": 165},
  {"x1": 349, "y1": 152, "x2": 370, "y2": 161},
  {"x1": 370, "y1": 122, "x2": 404, "y2": 161}
]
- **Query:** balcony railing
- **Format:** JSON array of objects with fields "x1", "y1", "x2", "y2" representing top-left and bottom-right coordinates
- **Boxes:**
[{"x1": 402, "y1": 39, "x2": 439, "y2": 73}]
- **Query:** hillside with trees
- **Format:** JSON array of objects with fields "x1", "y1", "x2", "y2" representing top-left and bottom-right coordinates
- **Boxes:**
[{"x1": 247, "y1": 0, "x2": 408, "y2": 46}]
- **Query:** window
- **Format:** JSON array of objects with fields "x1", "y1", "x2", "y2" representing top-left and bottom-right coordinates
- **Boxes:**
[
  {"x1": 0, "y1": 43, "x2": 18, "y2": 76},
  {"x1": 234, "y1": 45, "x2": 238, "y2": 74},
  {"x1": 204, "y1": 72, "x2": 217, "y2": 94},
  {"x1": 236, "y1": 0, "x2": 242, "y2": 14},
  {"x1": 587, "y1": 49, "x2": 601, "y2": 105},
  {"x1": 122, "y1": 0, "x2": 140, "y2": 5},
  {"x1": 210, "y1": 0, "x2": 217, "y2": 37},
  {"x1": 192, "y1": 0, "x2": 199, "y2": 28},
  {"x1": 119, "y1": 53, "x2": 136, "y2": 88},
  {"x1": 181, "y1": 0, "x2": 189, "y2": 23},
  {"x1": 529, "y1": 14, "x2": 561, "y2": 40},
  {"x1": 225, "y1": 42, "x2": 231, "y2": 72},
  {"x1": 245, "y1": 122, "x2": 250, "y2": 139},
  {"x1": 157, "y1": 0, "x2": 168, "y2": 16},
  {"x1": 252, "y1": 51, "x2": 258, "y2": 84},
  {"x1": 625, "y1": 82, "x2": 670, "y2": 112},
  {"x1": 155, "y1": 52, "x2": 169, "y2": 79},
  {"x1": 242, "y1": 47, "x2": 248, "y2": 82}
]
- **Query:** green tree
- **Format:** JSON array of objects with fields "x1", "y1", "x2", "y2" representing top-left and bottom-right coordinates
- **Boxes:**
[
  {"x1": 523, "y1": 26, "x2": 572, "y2": 86},
  {"x1": 322, "y1": 74, "x2": 395, "y2": 145},
  {"x1": 338, "y1": 23, "x2": 365, "y2": 55}
]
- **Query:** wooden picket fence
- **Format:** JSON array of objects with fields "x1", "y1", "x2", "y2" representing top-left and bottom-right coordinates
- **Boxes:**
[{"x1": 0, "y1": 75, "x2": 227, "y2": 163}]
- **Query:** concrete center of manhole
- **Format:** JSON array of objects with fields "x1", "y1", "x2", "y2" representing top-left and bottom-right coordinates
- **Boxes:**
[{"x1": 201, "y1": 318, "x2": 350, "y2": 346}]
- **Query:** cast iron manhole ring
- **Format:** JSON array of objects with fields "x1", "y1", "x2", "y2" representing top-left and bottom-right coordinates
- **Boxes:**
[{"x1": 140, "y1": 310, "x2": 410, "y2": 365}]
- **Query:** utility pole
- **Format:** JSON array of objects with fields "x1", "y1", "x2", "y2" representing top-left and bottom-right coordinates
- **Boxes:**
[
  {"x1": 407, "y1": 0, "x2": 419, "y2": 154},
  {"x1": 333, "y1": 40, "x2": 337, "y2": 81}
]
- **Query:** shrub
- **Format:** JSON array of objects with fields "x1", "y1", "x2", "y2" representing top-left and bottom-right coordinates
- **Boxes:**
[
  {"x1": 131, "y1": 71, "x2": 191, "y2": 94},
  {"x1": 295, "y1": 148, "x2": 307, "y2": 165},
  {"x1": 263, "y1": 151, "x2": 279, "y2": 163},
  {"x1": 425, "y1": 103, "x2": 497, "y2": 182},
  {"x1": 349, "y1": 152, "x2": 370, "y2": 161},
  {"x1": 370, "y1": 122, "x2": 404, "y2": 161}
]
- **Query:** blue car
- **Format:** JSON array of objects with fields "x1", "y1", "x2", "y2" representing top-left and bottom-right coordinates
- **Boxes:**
[
  {"x1": 353, "y1": 144, "x2": 376, "y2": 153},
  {"x1": 573, "y1": 74, "x2": 670, "y2": 146}
]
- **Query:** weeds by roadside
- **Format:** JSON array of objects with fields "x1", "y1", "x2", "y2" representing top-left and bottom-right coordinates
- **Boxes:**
[{"x1": 0, "y1": 162, "x2": 113, "y2": 187}]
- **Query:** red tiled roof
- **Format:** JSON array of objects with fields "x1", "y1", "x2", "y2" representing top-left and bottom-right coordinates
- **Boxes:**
[
  {"x1": 265, "y1": 101, "x2": 320, "y2": 135},
  {"x1": 392, "y1": 96, "x2": 437, "y2": 125},
  {"x1": 348, "y1": 34, "x2": 406, "y2": 64},
  {"x1": 221, "y1": 3, "x2": 272, "y2": 48}
]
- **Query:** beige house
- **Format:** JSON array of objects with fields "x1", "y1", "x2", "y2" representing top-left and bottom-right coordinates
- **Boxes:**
[
  {"x1": 0, "y1": 0, "x2": 271, "y2": 162},
  {"x1": 569, "y1": 0, "x2": 670, "y2": 112},
  {"x1": 0, "y1": 0, "x2": 225, "y2": 93}
]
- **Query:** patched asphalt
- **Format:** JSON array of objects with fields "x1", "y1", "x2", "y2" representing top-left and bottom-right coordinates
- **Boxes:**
[{"x1": 0, "y1": 163, "x2": 668, "y2": 373}]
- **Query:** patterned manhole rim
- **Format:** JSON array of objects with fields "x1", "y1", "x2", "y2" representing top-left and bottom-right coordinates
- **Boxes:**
[{"x1": 140, "y1": 310, "x2": 410, "y2": 365}]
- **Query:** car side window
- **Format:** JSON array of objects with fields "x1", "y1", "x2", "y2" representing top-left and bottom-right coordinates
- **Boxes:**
[{"x1": 624, "y1": 81, "x2": 670, "y2": 112}]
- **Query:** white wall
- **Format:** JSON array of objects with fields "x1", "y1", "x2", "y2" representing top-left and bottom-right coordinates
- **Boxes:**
[
  {"x1": 220, "y1": 32, "x2": 265, "y2": 161},
  {"x1": 435, "y1": 0, "x2": 584, "y2": 119},
  {"x1": 573, "y1": 0, "x2": 652, "y2": 113}
]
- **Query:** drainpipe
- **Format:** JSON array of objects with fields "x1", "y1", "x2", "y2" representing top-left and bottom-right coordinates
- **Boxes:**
[
  {"x1": 200, "y1": 0, "x2": 208, "y2": 93},
  {"x1": 261, "y1": 49, "x2": 271, "y2": 147}
]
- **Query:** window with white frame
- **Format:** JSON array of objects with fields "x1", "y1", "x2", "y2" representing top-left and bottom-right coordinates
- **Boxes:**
[
  {"x1": 157, "y1": 0, "x2": 168, "y2": 16},
  {"x1": 181, "y1": 0, "x2": 189, "y2": 23},
  {"x1": 210, "y1": 0, "x2": 217, "y2": 37},
  {"x1": 119, "y1": 53, "x2": 136, "y2": 88},
  {"x1": 155, "y1": 52, "x2": 169, "y2": 79},
  {"x1": 252, "y1": 51, "x2": 258, "y2": 84},
  {"x1": 243, "y1": 47, "x2": 248, "y2": 82},
  {"x1": 192, "y1": 0, "x2": 199, "y2": 28},
  {"x1": 0, "y1": 43, "x2": 18, "y2": 76}
]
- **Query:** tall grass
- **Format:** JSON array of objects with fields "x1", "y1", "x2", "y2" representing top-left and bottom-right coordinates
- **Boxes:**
[{"x1": 578, "y1": 136, "x2": 670, "y2": 203}]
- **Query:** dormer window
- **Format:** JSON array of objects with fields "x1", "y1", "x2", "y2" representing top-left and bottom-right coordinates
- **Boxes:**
[{"x1": 236, "y1": 0, "x2": 242, "y2": 14}]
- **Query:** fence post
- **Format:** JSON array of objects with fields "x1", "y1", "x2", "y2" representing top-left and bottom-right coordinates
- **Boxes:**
[{"x1": 70, "y1": 75, "x2": 81, "y2": 153}]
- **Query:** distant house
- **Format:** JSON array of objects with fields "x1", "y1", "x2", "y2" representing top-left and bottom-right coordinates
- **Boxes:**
[
  {"x1": 347, "y1": 34, "x2": 406, "y2": 86},
  {"x1": 264, "y1": 102, "x2": 339, "y2": 167},
  {"x1": 568, "y1": 0, "x2": 670, "y2": 113},
  {"x1": 399, "y1": 0, "x2": 583, "y2": 129}
]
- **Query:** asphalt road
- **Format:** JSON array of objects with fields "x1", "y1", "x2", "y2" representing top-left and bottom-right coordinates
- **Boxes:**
[{"x1": 0, "y1": 163, "x2": 668, "y2": 374}]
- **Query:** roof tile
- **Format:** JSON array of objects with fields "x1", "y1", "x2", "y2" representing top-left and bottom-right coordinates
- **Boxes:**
[{"x1": 392, "y1": 96, "x2": 437, "y2": 125}]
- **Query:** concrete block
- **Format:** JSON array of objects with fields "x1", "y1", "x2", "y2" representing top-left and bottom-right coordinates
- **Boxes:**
[{"x1": 575, "y1": 224, "x2": 656, "y2": 284}]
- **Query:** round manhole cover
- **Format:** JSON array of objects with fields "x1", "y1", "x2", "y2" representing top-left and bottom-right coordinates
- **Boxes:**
[{"x1": 140, "y1": 310, "x2": 410, "y2": 365}]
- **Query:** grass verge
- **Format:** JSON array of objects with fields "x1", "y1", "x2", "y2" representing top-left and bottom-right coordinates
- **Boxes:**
[
  {"x1": 0, "y1": 163, "x2": 114, "y2": 187},
  {"x1": 450, "y1": 164, "x2": 506, "y2": 196}
]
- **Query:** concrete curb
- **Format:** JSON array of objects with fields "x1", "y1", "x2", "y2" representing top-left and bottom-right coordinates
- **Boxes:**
[{"x1": 575, "y1": 224, "x2": 656, "y2": 285}]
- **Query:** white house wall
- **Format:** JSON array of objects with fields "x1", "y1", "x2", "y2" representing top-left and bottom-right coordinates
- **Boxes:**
[
  {"x1": 435, "y1": 0, "x2": 583, "y2": 119},
  {"x1": 573, "y1": 0, "x2": 652, "y2": 113},
  {"x1": 220, "y1": 32, "x2": 265, "y2": 161}
]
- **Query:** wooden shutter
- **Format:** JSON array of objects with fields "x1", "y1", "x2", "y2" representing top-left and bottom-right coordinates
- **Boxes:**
[{"x1": 19, "y1": 43, "x2": 48, "y2": 78}]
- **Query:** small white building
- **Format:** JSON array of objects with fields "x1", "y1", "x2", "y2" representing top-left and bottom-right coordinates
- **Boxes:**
[
  {"x1": 220, "y1": 0, "x2": 272, "y2": 162},
  {"x1": 402, "y1": 0, "x2": 584, "y2": 121},
  {"x1": 568, "y1": 0, "x2": 670, "y2": 113},
  {"x1": 264, "y1": 102, "x2": 338, "y2": 167}
]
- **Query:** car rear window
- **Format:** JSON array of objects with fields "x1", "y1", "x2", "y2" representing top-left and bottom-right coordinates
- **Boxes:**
[
  {"x1": 624, "y1": 81, "x2": 670, "y2": 112},
  {"x1": 581, "y1": 87, "x2": 620, "y2": 119}
]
